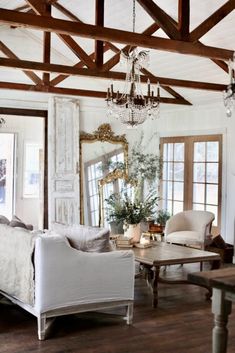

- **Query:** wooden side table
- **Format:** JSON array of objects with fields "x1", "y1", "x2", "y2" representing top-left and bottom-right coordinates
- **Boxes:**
[{"x1": 188, "y1": 268, "x2": 235, "y2": 353}]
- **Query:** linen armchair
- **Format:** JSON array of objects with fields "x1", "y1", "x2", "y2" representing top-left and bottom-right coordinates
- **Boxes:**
[{"x1": 165, "y1": 210, "x2": 215, "y2": 250}]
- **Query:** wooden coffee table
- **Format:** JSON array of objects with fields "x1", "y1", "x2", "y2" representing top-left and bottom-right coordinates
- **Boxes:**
[{"x1": 132, "y1": 242, "x2": 221, "y2": 308}]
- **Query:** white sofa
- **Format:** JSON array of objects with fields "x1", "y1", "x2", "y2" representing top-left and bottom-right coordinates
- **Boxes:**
[{"x1": 0, "y1": 223, "x2": 135, "y2": 340}]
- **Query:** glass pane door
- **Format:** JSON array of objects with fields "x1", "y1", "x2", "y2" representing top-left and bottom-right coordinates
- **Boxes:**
[
  {"x1": 162, "y1": 142, "x2": 185, "y2": 215},
  {"x1": 0, "y1": 133, "x2": 15, "y2": 219},
  {"x1": 193, "y1": 141, "x2": 220, "y2": 226}
]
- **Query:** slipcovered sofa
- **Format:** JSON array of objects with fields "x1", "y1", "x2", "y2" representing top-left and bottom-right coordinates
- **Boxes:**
[{"x1": 0, "y1": 223, "x2": 135, "y2": 340}]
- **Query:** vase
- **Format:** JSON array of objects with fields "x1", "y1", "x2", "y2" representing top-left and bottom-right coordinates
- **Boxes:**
[
  {"x1": 124, "y1": 223, "x2": 141, "y2": 243},
  {"x1": 109, "y1": 221, "x2": 124, "y2": 235}
]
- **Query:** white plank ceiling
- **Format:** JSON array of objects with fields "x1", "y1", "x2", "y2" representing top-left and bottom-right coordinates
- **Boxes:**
[{"x1": 0, "y1": 0, "x2": 234, "y2": 108}]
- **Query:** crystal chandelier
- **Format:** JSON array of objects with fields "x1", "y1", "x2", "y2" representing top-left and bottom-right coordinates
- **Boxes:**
[
  {"x1": 106, "y1": 0, "x2": 160, "y2": 128},
  {"x1": 224, "y1": 52, "x2": 235, "y2": 117}
]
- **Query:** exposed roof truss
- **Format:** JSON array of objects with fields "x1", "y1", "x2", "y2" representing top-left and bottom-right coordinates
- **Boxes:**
[{"x1": 0, "y1": 0, "x2": 234, "y2": 105}]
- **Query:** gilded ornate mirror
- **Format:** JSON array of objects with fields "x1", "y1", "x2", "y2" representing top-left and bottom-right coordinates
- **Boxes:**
[{"x1": 79, "y1": 124, "x2": 128, "y2": 225}]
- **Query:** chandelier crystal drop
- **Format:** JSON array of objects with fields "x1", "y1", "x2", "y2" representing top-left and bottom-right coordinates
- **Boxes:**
[
  {"x1": 106, "y1": 0, "x2": 160, "y2": 128},
  {"x1": 223, "y1": 52, "x2": 235, "y2": 117}
]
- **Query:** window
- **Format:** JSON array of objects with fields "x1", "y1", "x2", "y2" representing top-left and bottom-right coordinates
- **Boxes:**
[
  {"x1": 160, "y1": 135, "x2": 222, "y2": 231},
  {"x1": 85, "y1": 149, "x2": 124, "y2": 226}
]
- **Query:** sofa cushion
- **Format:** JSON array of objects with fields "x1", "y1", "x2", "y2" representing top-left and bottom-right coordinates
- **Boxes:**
[
  {"x1": 0, "y1": 215, "x2": 10, "y2": 225},
  {"x1": 51, "y1": 223, "x2": 110, "y2": 252},
  {"x1": 166, "y1": 231, "x2": 202, "y2": 245}
]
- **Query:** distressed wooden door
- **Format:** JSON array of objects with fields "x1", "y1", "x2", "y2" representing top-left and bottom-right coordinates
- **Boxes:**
[{"x1": 48, "y1": 97, "x2": 80, "y2": 226}]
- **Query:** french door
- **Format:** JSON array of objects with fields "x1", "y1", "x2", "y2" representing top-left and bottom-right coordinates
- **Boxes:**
[{"x1": 160, "y1": 135, "x2": 222, "y2": 232}]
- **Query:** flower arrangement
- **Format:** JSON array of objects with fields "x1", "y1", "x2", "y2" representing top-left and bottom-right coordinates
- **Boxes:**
[{"x1": 105, "y1": 190, "x2": 159, "y2": 225}]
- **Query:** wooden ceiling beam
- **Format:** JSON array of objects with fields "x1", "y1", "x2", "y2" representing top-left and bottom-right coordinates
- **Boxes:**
[
  {"x1": 95, "y1": 0, "x2": 104, "y2": 67},
  {"x1": 190, "y1": 0, "x2": 235, "y2": 42},
  {"x1": 50, "y1": 43, "x2": 110, "y2": 86},
  {"x1": 0, "y1": 9, "x2": 233, "y2": 60},
  {"x1": 0, "y1": 57, "x2": 227, "y2": 92},
  {"x1": 178, "y1": 0, "x2": 190, "y2": 40},
  {"x1": 211, "y1": 59, "x2": 229, "y2": 73},
  {"x1": 52, "y1": 2, "x2": 119, "y2": 55},
  {"x1": 13, "y1": 4, "x2": 30, "y2": 12},
  {"x1": 137, "y1": 0, "x2": 181, "y2": 40},
  {"x1": 52, "y1": 2, "x2": 82, "y2": 22},
  {"x1": 0, "y1": 106, "x2": 47, "y2": 117},
  {"x1": 42, "y1": 2, "x2": 51, "y2": 85},
  {"x1": 26, "y1": 1, "x2": 96, "y2": 69},
  {"x1": 25, "y1": 0, "x2": 47, "y2": 15},
  {"x1": 0, "y1": 41, "x2": 42, "y2": 85},
  {"x1": 0, "y1": 81, "x2": 191, "y2": 105},
  {"x1": 102, "y1": 23, "x2": 159, "y2": 72},
  {"x1": 57, "y1": 34, "x2": 96, "y2": 69},
  {"x1": 141, "y1": 67, "x2": 191, "y2": 104}
]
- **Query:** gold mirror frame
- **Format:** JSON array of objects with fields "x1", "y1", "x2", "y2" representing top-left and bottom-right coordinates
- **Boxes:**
[{"x1": 79, "y1": 124, "x2": 128, "y2": 224}]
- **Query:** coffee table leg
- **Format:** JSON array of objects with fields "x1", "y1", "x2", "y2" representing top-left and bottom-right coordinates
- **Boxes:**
[{"x1": 152, "y1": 266, "x2": 160, "y2": 308}]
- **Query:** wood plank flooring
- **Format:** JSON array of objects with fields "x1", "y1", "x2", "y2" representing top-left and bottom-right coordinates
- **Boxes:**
[{"x1": 0, "y1": 264, "x2": 235, "y2": 353}]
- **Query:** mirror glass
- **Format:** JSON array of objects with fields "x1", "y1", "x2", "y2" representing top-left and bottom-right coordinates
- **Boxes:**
[
  {"x1": 98, "y1": 169, "x2": 136, "y2": 228},
  {"x1": 80, "y1": 124, "x2": 128, "y2": 226}
]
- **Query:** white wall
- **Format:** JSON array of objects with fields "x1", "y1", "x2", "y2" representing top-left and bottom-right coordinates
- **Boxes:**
[
  {"x1": 0, "y1": 114, "x2": 44, "y2": 228},
  {"x1": 79, "y1": 99, "x2": 235, "y2": 247},
  {"x1": 1, "y1": 93, "x2": 234, "y2": 248}
]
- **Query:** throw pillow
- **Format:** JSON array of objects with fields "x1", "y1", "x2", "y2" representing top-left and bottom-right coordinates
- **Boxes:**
[
  {"x1": 9, "y1": 215, "x2": 33, "y2": 230},
  {"x1": 0, "y1": 215, "x2": 10, "y2": 225},
  {"x1": 9, "y1": 219, "x2": 28, "y2": 229},
  {"x1": 51, "y1": 222, "x2": 110, "y2": 252}
]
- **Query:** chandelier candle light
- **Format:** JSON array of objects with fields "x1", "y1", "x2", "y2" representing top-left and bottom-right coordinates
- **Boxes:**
[
  {"x1": 106, "y1": 0, "x2": 160, "y2": 128},
  {"x1": 224, "y1": 52, "x2": 235, "y2": 117}
]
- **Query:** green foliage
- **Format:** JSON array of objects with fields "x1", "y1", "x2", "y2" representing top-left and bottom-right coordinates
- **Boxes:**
[
  {"x1": 156, "y1": 209, "x2": 171, "y2": 226},
  {"x1": 128, "y1": 132, "x2": 163, "y2": 185},
  {"x1": 105, "y1": 191, "x2": 159, "y2": 225}
]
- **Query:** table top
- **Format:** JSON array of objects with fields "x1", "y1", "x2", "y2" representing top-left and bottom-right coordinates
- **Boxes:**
[
  {"x1": 131, "y1": 242, "x2": 220, "y2": 266},
  {"x1": 188, "y1": 267, "x2": 235, "y2": 293}
]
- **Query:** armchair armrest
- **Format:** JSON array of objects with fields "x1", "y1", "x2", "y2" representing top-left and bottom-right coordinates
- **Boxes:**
[{"x1": 34, "y1": 235, "x2": 135, "y2": 313}]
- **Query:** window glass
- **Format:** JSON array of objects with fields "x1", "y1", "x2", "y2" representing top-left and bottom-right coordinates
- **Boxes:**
[
  {"x1": 174, "y1": 163, "x2": 184, "y2": 181},
  {"x1": 194, "y1": 142, "x2": 205, "y2": 162},
  {"x1": 194, "y1": 163, "x2": 205, "y2": 183},
  {"x1": 193, "y1": 183, "x2": 205, "y2": 204},
  {"x1": 174, "y1": 143, "x2": 184, "y2": 161},
  {"x1": 206, "y1": 163, "x2": 219, "y2": 183},
  {"x1": 207, "y1": 141, "x2": 219, "y2": 162}
]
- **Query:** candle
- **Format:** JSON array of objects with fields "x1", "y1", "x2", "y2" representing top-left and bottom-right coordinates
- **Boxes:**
[{"x1": 140, "y1": 237, "x2": 150, "y2": 245}]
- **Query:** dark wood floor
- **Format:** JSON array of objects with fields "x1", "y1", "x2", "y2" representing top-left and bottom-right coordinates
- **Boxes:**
[{"x1": 1, "y1": 264, "x2": 235, "y2": 353}]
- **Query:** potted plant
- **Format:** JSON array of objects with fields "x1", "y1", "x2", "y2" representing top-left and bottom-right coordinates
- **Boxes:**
[
  {"x1": 105, "y1": 190, "x2": 159, "y2": 242},
  {"x1": 155, "y1": 209, "x2": 171, "y2": 232}
]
